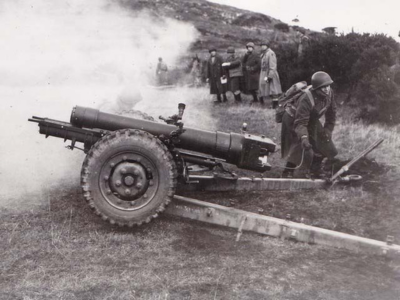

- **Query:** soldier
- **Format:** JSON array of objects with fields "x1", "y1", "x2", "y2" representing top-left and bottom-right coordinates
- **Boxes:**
[
  {"x1": 222, "y1": 46, "x2": 243, "y2": 102},
  {"x1": 242, "y1": 42, "x2": 261, "y2": 104},
  {"x1": 190, "y1": 55, "x2": 202, "y2": 87},
  {"x1": 207, "y1": 48, "x2": 228, "y2": 103},
  {"x1": 156, "y1": 57, "x2": 168, "y2": 85},
  {"x1": 281, "y1": 71, "x2": 337, "y2": 178},
  {"x1": 259, "y1": 41, "x2": 282, "y2": 108}
]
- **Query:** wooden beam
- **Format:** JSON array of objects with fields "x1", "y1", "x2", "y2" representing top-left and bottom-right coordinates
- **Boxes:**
[{"x1": 167, "y1": 195, "x2": 400, "y2": 257}]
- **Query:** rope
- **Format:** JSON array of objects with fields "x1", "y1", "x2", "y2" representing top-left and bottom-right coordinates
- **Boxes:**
[{"x1": 277, "y1": 148, "x2": 307, "y2": 170}]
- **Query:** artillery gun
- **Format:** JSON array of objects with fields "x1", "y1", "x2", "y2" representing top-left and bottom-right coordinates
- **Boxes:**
[
  {"x1": 29, "y1": 104, "x2": 276, "y2": 226},
  {"x1": 29, "y1": 104, "x2": 399, "y2": 257}
]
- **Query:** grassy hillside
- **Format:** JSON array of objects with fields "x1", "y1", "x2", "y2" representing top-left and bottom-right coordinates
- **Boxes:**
[{"x1": 119, "y1": 0, "x2": 303, "y2": 51}]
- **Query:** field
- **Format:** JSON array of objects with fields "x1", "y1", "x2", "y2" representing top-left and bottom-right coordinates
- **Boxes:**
[{"x1": 1, "y1": 87, "x2": 400, "y2": 299}]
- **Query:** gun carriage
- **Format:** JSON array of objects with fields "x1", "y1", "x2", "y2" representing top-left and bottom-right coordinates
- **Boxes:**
[
  {"x1": 30, "y1": 104, "x2": 276, "y2": 226},
  {"x1": 29, "y1": 104, "x2": 399, "y2": 257}
]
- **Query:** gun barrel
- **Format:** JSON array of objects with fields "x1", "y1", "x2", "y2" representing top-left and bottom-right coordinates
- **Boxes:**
[{"x1": 70, "y1": 106, "x2": 276, "y2": 171}]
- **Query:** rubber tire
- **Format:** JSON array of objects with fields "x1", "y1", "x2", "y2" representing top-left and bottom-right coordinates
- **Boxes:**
[{"x1": 81, "y1": 129, "x2": 176, "y2": 227}]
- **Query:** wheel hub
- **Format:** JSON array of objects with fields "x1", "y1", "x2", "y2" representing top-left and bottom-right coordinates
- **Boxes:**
[{"x1": 110, "y1": 162, "x2": 148, "y2": 200}]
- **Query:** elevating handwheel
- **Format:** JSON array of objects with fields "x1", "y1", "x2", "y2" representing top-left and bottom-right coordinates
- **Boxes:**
[{"x1": 81, "y1": 129, "x2": 177, "y2": 226}]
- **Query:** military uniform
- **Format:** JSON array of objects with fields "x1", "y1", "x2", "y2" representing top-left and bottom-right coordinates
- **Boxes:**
[
  {"x1": 224, "y1": 52, "x2": 243, "y2": 95},
  {"x1": 281, "y1": 88, "x2": 337, "y2": 170}
]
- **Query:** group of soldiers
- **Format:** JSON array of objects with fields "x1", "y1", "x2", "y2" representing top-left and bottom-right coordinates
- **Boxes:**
[{"x1": 205, "y1": 41, "x2": 283, "y2": 108}]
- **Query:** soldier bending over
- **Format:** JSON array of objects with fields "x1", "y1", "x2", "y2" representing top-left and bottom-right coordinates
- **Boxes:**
[{"x1": 281, "y1": 71, "x2": 338, "y2": 178}]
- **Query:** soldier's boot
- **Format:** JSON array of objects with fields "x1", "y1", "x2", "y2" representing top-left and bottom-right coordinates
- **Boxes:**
[
  {"x1": 281, "y1": 162, "x2": 296, "y2": 178},
  {"x1": 259, "y1": 96, "x2": 265, "y2": 105},
  {"x1": 222, "y1": 93, "x2": 228, "y2": 102},
  {"x1": 251, "y1": 91, "x2": 259, "y2": 103},
  {"x1": 216, "y1": 94, "x2": 222, "y2": 103},
  {"x1": 310, "y1": 155, "x2": 326, "y2": 179},
  {"x1": 272, "y1": 98, "x2": 279, "y2": 109},
  {"x1": 234, "y1": 93, "x2": 242, "y2": 102}
]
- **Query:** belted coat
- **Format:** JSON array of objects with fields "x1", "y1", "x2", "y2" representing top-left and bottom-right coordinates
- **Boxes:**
[
  {"x1": 259, "y1": 48, "x2": 282, "y2": 97},
  {"x1": 281, "y1": 89, "x2": 338, "y2": 168},
  {"x1": 242, "y1": 52, "x2": 261, "y2": 93},
  {"x1": 223, "y1": 54, "x2": 243, "y2": 93}
]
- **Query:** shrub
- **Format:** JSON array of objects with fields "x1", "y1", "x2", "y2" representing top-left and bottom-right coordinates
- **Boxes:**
[
  {"x1": 353, "y1": 65, "x2": 400, "y2": 123},
  {"x1": 274, "y1": 23, "x2": 289, "y2": 33},
  {"x1": 232, "y1": 13, "x2": 271, "y2": 27},
  {"x1": 275, "y1": 32, "x2": 400, "y2": 124}
]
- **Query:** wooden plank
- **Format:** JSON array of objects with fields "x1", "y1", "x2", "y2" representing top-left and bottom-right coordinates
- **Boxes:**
[{"x1": 166, "y1": 195, "x2": 400, "y2": 257}]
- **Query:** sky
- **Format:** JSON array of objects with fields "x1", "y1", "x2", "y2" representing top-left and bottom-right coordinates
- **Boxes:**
[{"x1": 209, "y1": 0, "x2": 400, "y2": 41}]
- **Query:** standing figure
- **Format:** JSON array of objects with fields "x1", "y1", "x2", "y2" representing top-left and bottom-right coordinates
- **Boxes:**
[
  {"x1": 156, "y1": 57, "x2": 169, "y2": 85},
  {"x1": 259, "y1": 41, "x2": 282, "y2": 108},
  {"x1": 281, "y1": 71, "x2": 338, "y2": 178},
  {"x1": 242, "y1": 42, "x2": 261, "y2": 104},
  {"x1": 207, "y1": 48, "x2": 227, "y2": 103},
  {"x1": 295, "y1": 29, "x2": 310, "y2": 59},
  {"x1": 222, "y1": 46, "x2": 243, "y2": 102},
  {"x1": 190, "y1": 55, "x2": 202, "y2": 87}
]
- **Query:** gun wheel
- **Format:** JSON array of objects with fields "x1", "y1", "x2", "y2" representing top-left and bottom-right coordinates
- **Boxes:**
[{"x1": 81, "y1": 129, "x2": 177, "y2": 227}]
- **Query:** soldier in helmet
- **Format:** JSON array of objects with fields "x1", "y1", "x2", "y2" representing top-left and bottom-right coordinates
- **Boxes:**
[
  {"x1": 259, "y1": 41, "x2": 282, "y2": 108},
  {"x1": 242, "y1": 42, "x2": 261, "y2": 104},
  {"x1": 206, "y1": 48, "x2": 228, "y2": 102},
  {"x1": 281, "y1": 71, "x2": 337, "y2": 178},
  {"x1": 222, "y1": 46, "x2": 243, "y2": 102}
]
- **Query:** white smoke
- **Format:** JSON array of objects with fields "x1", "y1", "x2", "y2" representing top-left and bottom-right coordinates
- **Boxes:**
[
  {"x1": 0, "y1": 0, "x2": 197, "y2": 87},
  {"x1": 0, "y1": 0, "x2": 200, "y2": 208}
]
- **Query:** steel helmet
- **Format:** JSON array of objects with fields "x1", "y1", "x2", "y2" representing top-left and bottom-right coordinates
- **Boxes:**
[
  {"x1": 209, "y1": 47, "x2": 217, "y2": 53},
  {"x1": 260, "y1": 41, "x2": 269, "y2": 46},
  {"x1": 311, "y1": 71, "x2": 333, "y2": 90},
  {"x1": 227, "y1": 46, "x2": 235, "y2": 53},
  {"x1": 246, "y1": 42, "x2": 255, "y2": 49}
]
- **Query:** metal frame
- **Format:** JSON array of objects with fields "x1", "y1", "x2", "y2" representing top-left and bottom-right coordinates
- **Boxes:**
[{"x1": 179, "y1": 176, "x2": 330, "y2": 191}]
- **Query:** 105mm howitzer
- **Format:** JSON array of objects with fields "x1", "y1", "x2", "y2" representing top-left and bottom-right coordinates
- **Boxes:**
[{"x1": 29, "y1": 104, "x2": 276, "y2": 226}]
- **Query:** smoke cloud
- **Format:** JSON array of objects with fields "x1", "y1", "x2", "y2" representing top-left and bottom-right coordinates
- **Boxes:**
[{"x1": 0, "y1": 0, "x2": 202, "y2": 209}]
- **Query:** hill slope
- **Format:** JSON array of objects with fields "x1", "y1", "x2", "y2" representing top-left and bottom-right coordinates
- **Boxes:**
[{"x1": 119, "y1": 0, "x2": 304, "y2": 51}]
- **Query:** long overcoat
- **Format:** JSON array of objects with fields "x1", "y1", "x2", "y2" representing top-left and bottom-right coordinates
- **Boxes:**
[
  {"x1": 207, "y1": 55, "x2": 224, "y2": 95},
  {"x1": 259, "y1": 48, "x2": 282, "y2": 97},
  {"x1": 281, "y1": 89, "x2": 338, "y2": 169},
  {"x1": 242, "y1": 52, "x2": 261, "y2": 93},
  {"x1": 223, "y1": 54, "x2": 243, "y2": 92}
]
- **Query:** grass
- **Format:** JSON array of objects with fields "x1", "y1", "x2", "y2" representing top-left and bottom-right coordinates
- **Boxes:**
[
  {"x1": 1, "y1": 88, "x2": 400, "y2": 299},
  {"x1": 202, "y1": 93, "x2": 400, "y2": 242},
  {"x1": 2, "y1": 184, "x2": 400, "y2": 299}
]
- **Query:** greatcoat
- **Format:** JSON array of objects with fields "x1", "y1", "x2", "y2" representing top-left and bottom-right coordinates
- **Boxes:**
[
  {"x1": 259, "y1": 48, "x2": 282, "y2": 97},
  {"x1": 242, "y1": 52, "x2": 261, "y2": 93},
  {"x1": 281, "y1": 88, "x2": 338, "y2": 168},
  {"x1": 223, "y1": 54, "x2": 243, "y2": 93},
  {"x1": 207, "y1": 55, "x2": 224, "y2": 95}
]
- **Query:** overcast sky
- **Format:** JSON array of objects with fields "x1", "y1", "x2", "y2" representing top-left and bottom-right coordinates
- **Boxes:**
[{"x1": 208, "y1": 0, "x2": 400, "y2": 41}]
